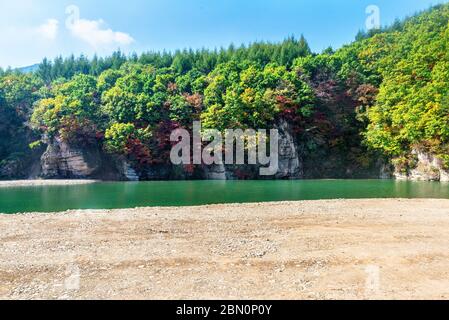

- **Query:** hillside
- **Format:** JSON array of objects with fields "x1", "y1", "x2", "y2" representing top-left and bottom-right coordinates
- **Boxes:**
[
  {"x1": 0, "y1": 4, "x2": 448, "y2": 181},
  {"x1": 16, "y1": 64, "x2": 39, "y2": 74}
]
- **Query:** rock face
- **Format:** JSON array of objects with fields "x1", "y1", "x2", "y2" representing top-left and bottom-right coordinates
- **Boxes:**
[
  {"x1": 394, "y1": 149, "x2": 449, "y2": 182},
  {"x1": 379, "y1": 161, "x2": 393, "y2": 180},
  {"x1": 39, "y1": 139, "x2": 198, "y2": 181},
  {"x1": 41, "y1": 138, "x2": 100, "y2": 179},
  {"x1": 201, "y1": 119, "x2": 303, "y2": 180},
  {"x1": 275, "y1": 119, "x2": 303, "y2": 179},
  {"x1": 0, "y1": 159, "x2": 26, "y2": 179},
  {"x1": 142, "y1": 164, "x2": 173, "y2": 180},
  {"x1": 122, "y1": 161, "x2": 139, "y2": 181},
  {"x1": 203, "y1": 163, "x2": 227, "y2": 180},
  {"x1": 30, "y1": 124, "x2": 424, "y2": 182}
]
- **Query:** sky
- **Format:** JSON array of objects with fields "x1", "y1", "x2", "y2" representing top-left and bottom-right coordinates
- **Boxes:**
[{"x1": 0, "y1": 0, "x2": 448, "y2": 68}]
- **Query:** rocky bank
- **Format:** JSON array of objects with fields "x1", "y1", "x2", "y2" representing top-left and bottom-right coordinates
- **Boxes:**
[
  {"x1": 3, "y1": 123, "x2": 448, "y2": 182},
  {"x1": 394, "y1": 149, "x2": 449, "y2": 182}
]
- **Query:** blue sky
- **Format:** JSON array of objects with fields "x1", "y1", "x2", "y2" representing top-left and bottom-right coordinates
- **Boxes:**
[{"x1": 0, "y1": 0, "x2": 447, "y2": 68}]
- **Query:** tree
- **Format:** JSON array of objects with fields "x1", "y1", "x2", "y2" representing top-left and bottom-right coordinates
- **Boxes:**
[
  {"x1": 31, "y1": 74, "x2": 101, "y2": 144},
  {"x1": 364, "y1": 4, "x2": 449, "y2": 166},
  {"x1": 0, "y1": 74, "x2": 42, "y2": 165},
  {"x1": 104, "y1": 123, "x2": 152, "y2": 163}
]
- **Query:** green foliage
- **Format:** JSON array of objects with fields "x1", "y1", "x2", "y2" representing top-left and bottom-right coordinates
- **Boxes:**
[
  {"x1": 104, "y1": 123, "x2": 151, "y2": 161},
  {"x1": 104, "y1": 123, "x2": 137, "y2": 154},
  {"x1": 364, "y1": 4, "x2": 449, "y2": 159},
  {"x1": 25, "y1": 36, "x2": 317, "y2": 164},
  {"x1": 29, "y1": 140, "x2": 43, "y2": 150},
  {"x1": 0, "y1": 74, "x2": 43, "y2": 160},
  {"x1": 201, "y1": 61, "x2": 315, "y2": 131},
  {"x1": 31, "y1": 74, "x2": 101, "y2": 145},
  {"x1": 0, "y1": 74, "x2": 43, "y2": 116},
  {"x1": 36, "y1": 36, "x2": 311, "y2": 81}
]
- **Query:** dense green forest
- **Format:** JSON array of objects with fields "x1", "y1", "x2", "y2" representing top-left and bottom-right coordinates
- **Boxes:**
[{"x1": 1, "y1": 4, "x2": 449, "y2": 179}]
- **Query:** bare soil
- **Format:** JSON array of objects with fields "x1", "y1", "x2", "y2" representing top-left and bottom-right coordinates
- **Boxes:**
[{"x1": 1, "y1": 199, "x2": 449, "y2": 300}]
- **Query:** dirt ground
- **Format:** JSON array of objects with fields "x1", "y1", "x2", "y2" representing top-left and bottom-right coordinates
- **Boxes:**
[{"x1": 1, "y1": 199, "x2": 449, "y2": 300}]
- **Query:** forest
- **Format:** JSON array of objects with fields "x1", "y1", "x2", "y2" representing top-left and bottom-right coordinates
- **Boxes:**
[{"x1": 1, "y1": 4, "x2": 448, "y2": 180}]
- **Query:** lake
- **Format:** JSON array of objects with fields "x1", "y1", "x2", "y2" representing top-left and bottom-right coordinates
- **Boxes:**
[{"x1": 1, "y1": 179, "x2": 449, "y2": 214}]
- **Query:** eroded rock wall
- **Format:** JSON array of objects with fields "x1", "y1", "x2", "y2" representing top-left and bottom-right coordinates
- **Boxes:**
[
  {"x1": 394, "y1": 150, "x2": 449, "y2": 182},
  {"x1": 32, "y1": 122, "x2": 395, "y2": 182},
  {"x1": 40, "y1": 138, "x2": 100, "y2": 179},
  {"x1": 201, "y1": 119, "x2": 303, "y2": 180},
  {"x1": 275, "y1": 119, "x2": 303, "y2": 179}
]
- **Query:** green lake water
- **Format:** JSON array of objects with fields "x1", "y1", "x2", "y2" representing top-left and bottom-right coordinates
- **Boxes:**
[{"x1": 1, "y1": 179, "x2": 449, "y2": 214}]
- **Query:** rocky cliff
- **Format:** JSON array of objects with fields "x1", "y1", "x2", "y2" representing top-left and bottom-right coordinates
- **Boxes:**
[
  {"x1": 202, "y1": 119, "x2": 303, "y2": 180},
  {"x1": 39, "y1": 138, "x2": 135, "y2": 180},
  {"x1": 38, "y1": 139, "x2": 196, "y2": 181},
  {"x1": 6, "y1": 126, "x2": 446, "y2": 182},
  {"x1": 276, "y1": 119, "x2": 303, "y2": 179},
  {"x1": 40, "y1": 138, "x2": 100, "y2": 179},
  {"x1": 394, "y1": 150, "x2": 449, "y2": 182},
  {"x1": 34, "y1": 120, "x2": 304, "y2": 181}
]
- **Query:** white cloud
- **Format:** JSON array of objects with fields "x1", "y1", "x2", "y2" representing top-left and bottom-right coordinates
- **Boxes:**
[
  {"x1": 0, "y1": 19, "x2": 60, "y2": 67},
  {"x1": 35, "y1": 19, "x2": 59, "y2": 40},
  {"x1": 67, "y1": 18, "x2": 134, "y2": 49}
]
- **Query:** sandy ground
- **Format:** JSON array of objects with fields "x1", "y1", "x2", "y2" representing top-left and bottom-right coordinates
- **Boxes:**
[
  {"x1": 0, "y1": 180, "x2": 98, "y2": 188},
  {"x1": 0, "y1": 199, "x2": 449, "y2": 300}
]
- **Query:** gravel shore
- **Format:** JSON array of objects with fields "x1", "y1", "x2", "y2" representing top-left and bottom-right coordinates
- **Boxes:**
[
  {"x1": 0, "y1": 180, "x2": 99, "y2": 188},
  {"x1": 1, "y1": 199, "x2": 449, "y2": 300}
]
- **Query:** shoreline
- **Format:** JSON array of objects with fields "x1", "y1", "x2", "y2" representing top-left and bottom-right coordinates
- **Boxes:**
[
  {"x1": 1, "y1": 178, "x2": 448, "y2": 190},
  {"x1": 1, "y1": 199, "x2": 449, "y2": 299},
  {"x1": 4, "y1": 198, "x2": 449, "y2": 216},
  {"x1": 0, "y1": 179, "x2": 99, "y2": 188}
]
